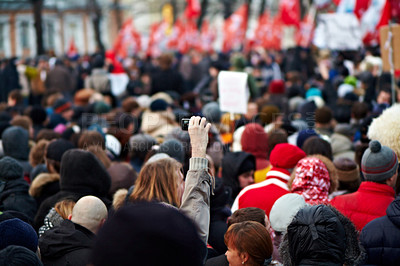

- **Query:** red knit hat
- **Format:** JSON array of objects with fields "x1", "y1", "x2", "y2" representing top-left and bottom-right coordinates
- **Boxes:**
[
  {"x1": 270, "y1": 143, "x2": 306, "y2": 169},
  {"x1": 269, "y1": 80, "x2": 285, "y2": 94}
]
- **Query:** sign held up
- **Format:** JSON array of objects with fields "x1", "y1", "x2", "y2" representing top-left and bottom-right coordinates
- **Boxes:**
[{"x1": 218, "y1": 71, "x2": 248, "y2": 115}]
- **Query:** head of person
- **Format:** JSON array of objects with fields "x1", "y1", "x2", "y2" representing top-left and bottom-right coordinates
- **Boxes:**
[
  {"x1": 7, "y1": 89, "x2": 23, "y2": 107},
  {"x1": 129, "y1": 157, "x2": 184, "y2": 207},
  {"x1": 302, "y1": 136, "x2": 333, "y2": 161},
  {"x1": 281, "y1": 204, "x2": 364, "y2": 266},
  {"x1": 78, "y1": 130, "x2": 105, "y2": 150},
  {"x1": 333, "y1": 157, "x2": 361, "y2": 193},
  {"x1": 228, "y1": 207, "x2": 266, "y2": 229},
  {"x1": 129, "y1": 134, "x2": 157, "y2": 162},
  {"x1": 361, "y1": 140, "x2": 398, "y2": 189},
  {"x1": 315, "y1": 106, "x2": 333, "y2": 128},
  {"x1": 54, "y1": 199, "x2": 76, "y2": 220},
  {"x1": 68, "y1": 196, "x2": 107, "y2": 234},
  {"x1": 289, "y1": 156, "x2": 338, "y2": 204},
  {"x1": 92, "y1": 202, "x2": 205, "y2": 266},
  {"x1": 224, "y1": 221, "x2": 273, "y2": 266},
  {"x1": 45, "y1": 139, "x2": 75, "y2": 174},
  {"x1": 53, "y1": 99, "x2": 74, "y2": 122}
]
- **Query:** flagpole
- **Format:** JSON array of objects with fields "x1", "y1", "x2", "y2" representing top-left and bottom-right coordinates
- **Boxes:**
[{"x1": 388, "y1": 21, "x2": 396, "y2": 105}]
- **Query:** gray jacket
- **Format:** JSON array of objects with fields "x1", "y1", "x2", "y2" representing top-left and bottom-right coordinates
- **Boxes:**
[{"x1": 180, "y1": 157, "x2": 213, "y2": 245}]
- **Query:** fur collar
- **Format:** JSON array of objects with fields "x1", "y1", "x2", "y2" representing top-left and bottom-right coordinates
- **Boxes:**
[{"x1": 29, "y1": 173, "x2": 60, "y2": 197}]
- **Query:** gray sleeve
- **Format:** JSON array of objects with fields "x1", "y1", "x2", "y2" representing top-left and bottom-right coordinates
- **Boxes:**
[{"x1": 180, "y1": 157, "x2": 213, "y2": 245}]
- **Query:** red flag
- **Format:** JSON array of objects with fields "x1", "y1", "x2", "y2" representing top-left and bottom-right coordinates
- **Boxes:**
[
  {"x1": 67, "y1": 37, "x2": 78, "y2": 58},
  {"x1": 197, "y1": 20, "x2": 216, "y2": 53},
  {"x1": 296, "y1": 6, "x2": 316, "y2": 48},
  {"x1": 185, "y1": 0, "x2": 201, "y2": 19},
  {"x1": 113, "y1": 18, "x2": 141, "y2": 58},
  {"x1": 354, "y1": 0, "x2": 371, "y2": 19},
  {"x1": 279, "y1": 0, "x2": 301, "y2": 27},
  {"x1": 222, "y1": 4, "x2": 249, "y2": 53},
  {"x1": 362, "y1": 0, "x2": 390, "y2": 46},
  {"x1": 169, "y1": 18, "x2": 200, "y2": 54}
]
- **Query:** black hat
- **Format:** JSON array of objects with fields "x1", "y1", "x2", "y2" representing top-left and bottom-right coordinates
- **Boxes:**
[
  {"x1": 0, "y1": 156, "x2": 23, "y2": 181},
  {"x1": 0, "y1": 245, "x2": 43, "y2": 266},
  {"x1": 46, "y1": 139, "x2": 75, "y2": 162},
  {"x1": 92, "y1": 202, "x2": 206, "y2": 266}
]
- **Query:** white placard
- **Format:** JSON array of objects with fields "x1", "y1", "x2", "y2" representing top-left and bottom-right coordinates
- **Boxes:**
[
  {"x1": 109, "y1": 73, "x2": 129, "y2": 97},
  {"x1": 218, "y1": 71, "x2": 248, "y2": 114},
  {"x1": 313, "y1": 13, "x2": 362, "y2": 50}
]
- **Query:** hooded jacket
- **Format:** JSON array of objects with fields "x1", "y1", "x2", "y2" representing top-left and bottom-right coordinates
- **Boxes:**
[
  {"x1": 222, "y1": 152, "x2": 255, "y2": 204},
  {"x1": 280, "y1": 205, "x2": 365, "y2": 266},
  {"x1": 39, "y1": 219, "x2": 95, "y2": 266},
  {"x1": 2, "y1": 126, "x2": 32, "y2": 176},
  {"x1": 360, "y1": 197, "x2": 400, "y2": 265},
  {"x1": 34, "y1": 149, "x2": 111, "y2": 230},
  {"x1": 0, "y1": 156, "x2": 37, "y2": 220},
  {"x1": 240, "y1": 123, "x2": 271, "y2": 183}
]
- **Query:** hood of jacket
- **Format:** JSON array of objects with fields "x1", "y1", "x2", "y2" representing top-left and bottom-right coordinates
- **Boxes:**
[
  {"x1": 39, "y1": 219, "x2": 95, "y2": 259},
  {"x1": 331, "y1": 133, "x2": 353, "y2": 156},
  {"x1": 0, "y1": 178, "x2": 30, "y2": 200},
  {"x1": 387, "y1": 197, "x2": 400, "y2": 227},
  {"x1": 1, "y1": 126, "x2": 29, "y2": 160},
  {"x1": 222, "y1": 152, "x2": 255, "y2": 199},
  {"x1": 60, "y1": 149, "x2": 111, "y2": 197},
  {"x1": 29, "y1": 173, "x2": 60, "y2": 197},
  {"x1": 240, "y1": 123, "x2": 269, "y2": 166},
  {"x1": 280, "y1": 205, "x2": 365, "y2": 266}
]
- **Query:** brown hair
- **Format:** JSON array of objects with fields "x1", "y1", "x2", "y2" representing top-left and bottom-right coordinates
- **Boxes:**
[
  {"x1": 85, "y1": 145, "x2": 111, "y2": 169},
  {"x1": 8, "y1": 89, "x2": 23, "y2": 104},
  {"x1": 268, "y1": 129, "x2": 288, "y2": 158},
  {"x1": 129, "y1": 158, "x2": 182, "y2": 207},
  {"x1": 228, "y1": 207, "x2": 266, "y2": 228},
  {"x1": 54, "y1": 199, "x2": 76, "y2": 219},
  {"x1": 224, "y1": 221, "x2": 273, "y2": 266},
  {"x1": 122, "y1": 97, "x2": 140, "y2": 113},
  {"x1": 29, "y1": 139, "x2": 49, "y2": 167},
  {"x1": 302, "y1": 136, "x2": 333, "y2": 161},
  {"x1": 11, "y1": 115, "x2": 32, "y2": 132},
  {"x1": 78, "y1": 131, "x2": 105, "y2": 150},
  {"x1": 36, "y1": 129, "x2": 61, "y2": 142}
]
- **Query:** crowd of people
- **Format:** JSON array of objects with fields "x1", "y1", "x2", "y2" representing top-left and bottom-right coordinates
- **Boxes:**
[{"x1": 0, "y1": 45, "x2": 400, "y2": 265}]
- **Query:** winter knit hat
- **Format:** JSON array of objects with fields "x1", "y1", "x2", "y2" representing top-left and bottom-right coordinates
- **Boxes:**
[
  {"x1": 238, "y1": 156, "x2": 256, "y2": 176},
  {"x1": 296, "y1": 129, "x2": 319, "y2": 149},
  {"x1": 291, "y1": 157, "x2": 331, "y2": 205},
  {"x1": 108, "y1": 163, "x2": 137, "y2": 196},
  {"x1": 241, "y1": 123, "x2": 269, "y2": 160},
  {"x1": 0, "y1": 245, "x2": 43, "y2": 266},
  {"x1": 150, "y1": 99, "x2": 168, "y2": 112},
  {"x1": 53, "y1": 99, "x2": 72, "y2": 114},
  {"x1": 333, "y1": 157, "x2": 360, "y2": 182},
  {"x1": 269, "y1": 193, "x2": 307, "y2": 232},
  {"x1": 269, "y1": 80, "x2": 285, "y2": 94},
  {"x1": 0, "y1": 156, "x2": 23, "y2": 181},
  {"x1": 46, "y1": 139, "x2": 75, "y2": 162},
  {"x1": 270, "y1": 144, "x2": 306, "y2": 169},
  {"x1": 361, "y1": 140, "x2": 398, "y2": 182},
  {"x1": 92, "y1": 202, "x2": 206, "y2": 266},
  {"x1": 158, "y1": 139, "x2": 184, "y2": 163},
  {"x1": 2, "y1": 126, "x2": 29, "y2": 160},
  {"x1": 0, "y1": 218, "x2": 38, "y2": 253},
  {"x1": 202, "y1": 102, "x2": 221, "y2": 123}
]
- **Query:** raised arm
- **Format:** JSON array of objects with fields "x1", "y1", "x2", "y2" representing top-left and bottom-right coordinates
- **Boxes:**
[{"x1": 180, "y1": 116, "x2": 213, "y2": 246}]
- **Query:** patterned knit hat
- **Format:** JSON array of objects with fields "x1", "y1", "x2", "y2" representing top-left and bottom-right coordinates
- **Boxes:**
[
  {"x1": 361, "y1": 140, "x2": 398, "y2": 182},
  {"x1": 291, "y1": 157, "x2": 331, "y2": 205}
]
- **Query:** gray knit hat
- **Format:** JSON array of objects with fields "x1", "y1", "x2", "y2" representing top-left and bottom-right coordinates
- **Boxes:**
[
  {"x1": 158, "y1": 139, "x2": 184, "y2": 163},
  {"x1": 202, "y1": 102, "x2": 221, "y2": 123},
  {"x1": 361, "y1": 140, "x2": 398, "y2": 182}
]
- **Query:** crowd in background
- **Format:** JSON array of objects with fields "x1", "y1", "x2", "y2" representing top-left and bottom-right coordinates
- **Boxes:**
[{"x1": 0, "y1": 44, "x2": 400, "y2": 265}]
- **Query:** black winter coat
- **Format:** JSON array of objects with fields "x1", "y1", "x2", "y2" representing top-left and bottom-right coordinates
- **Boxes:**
[
  {"x1": 39, "y1": 219, "x2": 95, "y2": 266},
  {"x1": 0, "y1": 178, "x2": 37, "y2": 220},
  {"x1": 360, "y1": 197, "x2": 400, "y2": 266}
]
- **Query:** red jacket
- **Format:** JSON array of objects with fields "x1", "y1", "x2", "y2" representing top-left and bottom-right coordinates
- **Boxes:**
[
  {"x1": 231, "y1": 168, "x2": 289, "y2": 217},
  {"x1": 331, "y1": 181, "x2": 395, "y2": 231}
]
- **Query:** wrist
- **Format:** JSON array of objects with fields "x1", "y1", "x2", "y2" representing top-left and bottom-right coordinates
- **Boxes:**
[{"x1": 191, "y1": 151, "x2": 206, "y2": 158}]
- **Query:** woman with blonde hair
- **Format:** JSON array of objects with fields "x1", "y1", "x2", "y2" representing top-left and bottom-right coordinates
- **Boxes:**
[
  {"x1": 224, "y1": 221, "x2": 273, "y2": 266},
  {"x1": 114, "y1": 157, "x2": 184, "y2": 208}
]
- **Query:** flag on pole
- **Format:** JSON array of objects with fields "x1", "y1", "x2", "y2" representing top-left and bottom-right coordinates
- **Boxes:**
[
  {"x1": 222, "y1": 3, "x2": 249, "y2": 53},
  {"x1": 279, "y1": 0, "x2": 301, "y2": 27},
  {"x1": 296, "y1": 5, "x2": 316, "y2": 48},
  {"x1": 67, "y1": 37, "x2": 78, "y2": 59},
  {"x1": 361, "y1": 0, "x2": 390, "y2": 46},
  {"x1": 185, "y1": 0, "x2": 201, "y2": 19},
  {"x1": 113, "y1": 18, "x2": 141, "y2": 58},
  {"x1": 197, "y1": 20, "x2": 216, "y2": 53}
]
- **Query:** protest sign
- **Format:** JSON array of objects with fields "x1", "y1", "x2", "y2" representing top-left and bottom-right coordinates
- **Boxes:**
[
  {"x1": 313, "y1": 13, "x2": 362, "y2": 50},
  {"x1": 380, "y1": 24, "x2": 400, "y2": 72},
  {"x1": 218, "y1": 71, "x2": 248, "y2": 114}
]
